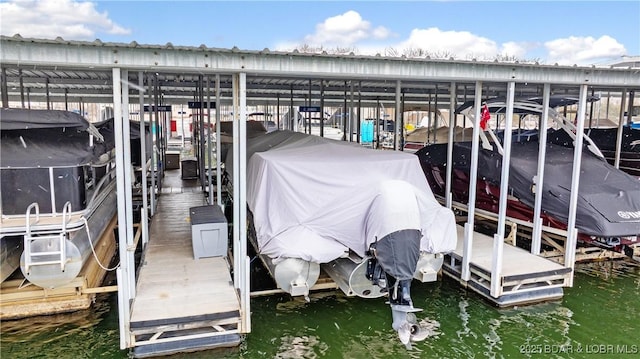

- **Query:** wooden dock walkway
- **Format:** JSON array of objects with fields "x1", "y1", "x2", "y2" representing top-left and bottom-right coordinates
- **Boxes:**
[
  {"x1": 442, "y1": 225, "x2": 572, "y2": 307},
  {"x1": 129, "y1": 170, "x2": 241, "y2": 358}
]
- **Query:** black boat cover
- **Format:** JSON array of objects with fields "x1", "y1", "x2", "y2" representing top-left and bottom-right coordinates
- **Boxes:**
[
  {"x1": 0, "y1": 108, "x2": 92, "y2": 130},
  {"x1": 416, "y1": 141, "x2": 640, "y2": 237},
  {"x1": 580, "y1": 127, "x2": 639, "y2": 153},
  {"x1": 0, "y1": 110, "x2": 117, "y2": 168}
]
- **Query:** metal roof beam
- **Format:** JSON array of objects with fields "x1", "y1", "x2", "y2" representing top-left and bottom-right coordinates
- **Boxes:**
[{"x1": 2, "y1": 36, "x2": 638, "y2": 88}]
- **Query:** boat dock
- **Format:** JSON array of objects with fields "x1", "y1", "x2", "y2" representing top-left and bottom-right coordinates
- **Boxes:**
[
  {"x1": 443, "y1": 225, "x2": 572, "y2": 307},
  {"x1": 1, "y1": 36, "x2": 638, "y2": 358},
  {"x1": 127, "y1": 173, "x2": 242, "y2": 358}
]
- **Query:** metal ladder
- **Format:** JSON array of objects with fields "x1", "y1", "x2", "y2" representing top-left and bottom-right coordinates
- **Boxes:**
[{"x1": 23, "y1": 202, "x2": 72, "y2": 274}]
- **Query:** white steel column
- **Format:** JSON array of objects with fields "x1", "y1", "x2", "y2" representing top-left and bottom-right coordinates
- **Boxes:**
[
  {"x1": 564, "y1": 85, "x2": 589, "y2": 286},
  {"x1": 232, "y1": 76, "x2": 239, "y2": 287},
  {"x1": 113, "y1": 67, "x2": 132, "y2": 349},
  {"x1": 138, "y1": 72, "x2": 150, "y2": 248},
  {"x1": 445, "y1": 82, "x2": 456, "y2": 210},
  {"x1": 461, "y1": 81, "x2": 483, "y2": 281},
  {"x1": 615, "y1": 89, "x2": 627, "y2": 169},
  {"x1": 531, "y1": 84, "x2": 551, "y2": 255},
  {"x1": 148, "y1": 78, "x2": 156, "y2": 216},
  {"x1": 395, "y1": 80, "x2": 402, "y2": 150},
  {"x1": 232, "y1": 72, "x2": 251, "y2": 333},
  {"x1": 215, "y1": 74, "x2": 222, "y2": 209},
  {"x1": 206, "y1": 76, "x2": 213, "y2": 203},
  {"x1": 490, "y1": 81, "x2": 515, "y2": 297},
  {"x1": 121, "y1": 70, "x2": 136, "y2": 298}
]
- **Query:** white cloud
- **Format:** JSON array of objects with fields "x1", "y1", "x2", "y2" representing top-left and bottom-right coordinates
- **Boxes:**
[
  {"x1": 396, "y1": 28, "x2": 499, "y2": 59},
  {"x1": 279, "y1": 11, "x2": 534, "y2": 61},
  {"x1": 0, "y1": 0, "x2": 130, "y2": 40},
  {"x1": 302, "y1": 10, "x2": 391, "y2": 46},
  {"x1": 499, "y1": 41, "x2": 530, "y2": 60},
  {"x1": 545, "y1": 35, "x2": 627, "y2": 65},
  {"x1": 276, "y1": 11, "x2": 629, "y2": 66}
]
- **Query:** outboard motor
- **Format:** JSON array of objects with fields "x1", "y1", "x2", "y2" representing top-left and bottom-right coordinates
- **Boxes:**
[
  {"x1": 364, "y1": 180, "x2": 430, "y2": 348},
  {"x1": 367, "y1": 230, "x2": 427, "y2": 349}
]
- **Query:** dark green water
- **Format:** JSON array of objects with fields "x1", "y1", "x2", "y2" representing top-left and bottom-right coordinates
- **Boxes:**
[{"x1": 2, "y1": 260, "x2": 639, "y2": 359}]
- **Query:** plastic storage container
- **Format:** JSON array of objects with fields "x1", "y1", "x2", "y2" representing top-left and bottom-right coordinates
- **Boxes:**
[{"x1": 189, "y1": 205, "x2": 228, "y2": 258}]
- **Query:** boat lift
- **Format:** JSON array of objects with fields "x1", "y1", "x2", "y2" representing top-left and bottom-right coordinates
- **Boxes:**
[{"x1": 441, "y1": 82, "x2": 594, "y2": 305}]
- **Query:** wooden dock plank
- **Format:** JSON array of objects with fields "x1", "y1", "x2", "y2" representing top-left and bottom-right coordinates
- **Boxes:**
[
  {"x1": 443, "y1": 225, "x2": 570, "y2": 306},
  {"x1": 452, "y1": 225, "x2": 567, "y2": 278},
  {"x1": 130, "y1": 191, "x2": 240, "y2": 327}
]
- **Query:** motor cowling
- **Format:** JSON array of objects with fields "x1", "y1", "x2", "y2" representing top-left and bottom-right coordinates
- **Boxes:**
[{"x1": 368, "y1": 229, "x2": 426, "y2": 348}]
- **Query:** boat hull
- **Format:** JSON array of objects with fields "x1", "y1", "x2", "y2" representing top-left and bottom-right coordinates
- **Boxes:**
[
  {"x1": 19, "y1": 184, "x2": 117, "y2": 288},
  {"x1": 1, "y1": 236, "x2": 23, "y2": 282},
  {"x1": 322, "y1": 257, "x2": 387, "y2": 298}
]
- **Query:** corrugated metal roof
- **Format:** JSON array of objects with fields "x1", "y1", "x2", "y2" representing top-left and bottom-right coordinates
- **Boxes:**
[{"x1": 1, "y1": 35, "x2": 638, "y2": 107}]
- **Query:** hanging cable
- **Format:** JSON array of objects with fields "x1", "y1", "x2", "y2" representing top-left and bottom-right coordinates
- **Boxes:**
[{"x1": 83, "y1": 217, "x2": 120, "y2": 271}]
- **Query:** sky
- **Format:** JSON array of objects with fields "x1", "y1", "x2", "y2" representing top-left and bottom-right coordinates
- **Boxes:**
[{"x1": 1, "y1": 0, "x2": 639, "y2": 66}]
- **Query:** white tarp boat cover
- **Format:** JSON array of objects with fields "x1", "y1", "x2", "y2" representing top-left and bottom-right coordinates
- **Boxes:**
[{"x1": 233, "y1": 130, "x2": 457, "y2": 264}]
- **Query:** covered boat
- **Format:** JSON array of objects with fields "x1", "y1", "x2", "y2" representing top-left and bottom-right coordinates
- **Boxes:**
[
  {"x1": 575, "y1": 127, "x2": 640, "y2": 178},
  {"x1": 415, "y1": 96, "x2": 640, "y2": 256},
  {"x1": 403, "y1": 126, "x2": 469, "y2": 153},
  {"x1": 0, "y1": 108, "x2": 119, "y2": 288},
  {"x1": 225, "y1": 130, "x2": 457, "y2": 346}
]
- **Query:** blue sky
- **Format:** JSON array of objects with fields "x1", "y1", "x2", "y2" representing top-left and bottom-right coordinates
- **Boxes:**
[{"x1": 1, "y1": 1, "x2": 638, "y2": 65}]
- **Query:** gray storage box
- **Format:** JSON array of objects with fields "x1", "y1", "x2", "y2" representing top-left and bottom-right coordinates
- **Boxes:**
[
  {"x1": 189, "y1": 205, "x2": 228, "y2": 259},
  {"x1": 165, "y1": 151, "x2": 181, "y2": 170},
  {"x1": 181, "y1": 158, "x2": 198, "y2": 179}
]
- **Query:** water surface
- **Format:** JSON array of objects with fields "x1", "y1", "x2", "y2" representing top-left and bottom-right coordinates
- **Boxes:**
[{"x1": 2, "y1": 260, "x2": 638, "y2": 358}]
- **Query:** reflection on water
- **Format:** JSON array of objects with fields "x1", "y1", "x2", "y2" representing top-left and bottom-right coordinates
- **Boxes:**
[
  {"x1": 1, "y1": 293, "x2": 121, "y2": 358},
  {"x1": 275, "y1": 335, "x2": 329, "y2": 359},
  {"x1": 414, "y1": 317, "x2": 441, "y2": 340},
  {"x1": 575, "y1": 259, "x2": 640, "y2": 280},
  {"x1": 2, "y1": 300, "x2": 107, "y2": 344},
  {"x1": 274, "y1": 290, "x2": 346, "y2": 313},
  {"x1": 1, "y1": 261, "x2": 639, "y2": 359},
  {"x1": 456, "y1": 299, "x2": 475, "y2": 341}
]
